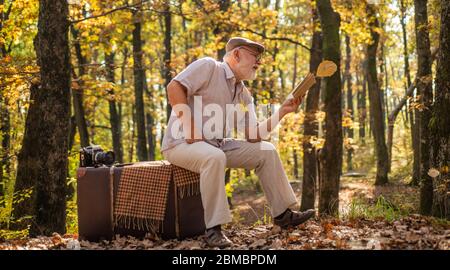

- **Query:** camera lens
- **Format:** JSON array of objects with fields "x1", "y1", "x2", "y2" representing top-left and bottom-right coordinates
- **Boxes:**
[{"x1": 94, "y1": 151, "x2": 115, "y2": 166}]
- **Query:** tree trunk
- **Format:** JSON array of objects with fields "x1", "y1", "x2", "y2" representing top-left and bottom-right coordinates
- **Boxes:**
[
  {"x1": 400, "y1": 0, "x2": 412, "y2": 123},
  {"x1": 0, "y1": 0, "x2": 13, "y2": 200},
  {"x1": 120, "y1": 48, "x2": 127, "y2": 160},
  {"x1": 366, "y1": 4, "x2": 389, "y2": 186},
  {"x1": 132, "y1": 9, "x2": 148, "y2": 161},
  {"x1": 378, "y1": 31, "x2": 387, "y2": 134},
  {"x1": 386, "y1": 49, "x2": 438, "y2": 171},
  {"x1": 163, "y1": 3, "x2": 172, "y2": 123},
  {"x1": 129, "y1": 105, "x2": 136, "y2": 162},
  {"x1": 408, "y1": 4, "x2": 421, "y2": 188},
  {"x1": 0, "y1": 1, "x2": 12, "y2": 202},
  {"x1": 292, "y1": 44, "x2": 299, "y2": 181},
  {"x1": 344, "y1": 35, "x2": 354, "y2": 171},
  {"x1": 12, "y1": 0, "x2": 70, "y2": 236},
  {"x1": 316, "y1": 0, "x2": 342, "y2": 216},
  {"x1": 430, "y1": 1, "x2": 450, "y2": 219},
  {"x1": 301, "y1": 3, "x2": 322, "y2": 211},
  {"x1": 66, "y1": 114, "x2": 76, "y2": 201},
  {"x1": 388, "y1": 81, "x2": 416, "y2": 170},
  {"x1": 358, "y1": 63, "x2": 367, "y2": 143},
  {"x1": 413, "y1": 0, "x2": 434, "y2": 215},
  {"x1": 0, "y1": 96, "x2": 10, "y2": 206},
  {"x1": 381, "y1": 41, "x2": 391, "y2": 172},
  {"x1": 225, "y1": 168, "x2": 232, "y2": 207},
  {"x1": 146, "y1": 113, "x2": 155, "y2": 161},
  {"x1": 105, "y1": 52, "x2": 123, "y2": 163},
  {"x1": 68, "y1": 115, "x2": 76, "y2": 153},
  {"x1": 383, "y1": 48, "x2": 390, "y2": 135},
  {"x1": 290, "y1": 34, "x2": 300, "y2": 180},
  {"x1": 70, "y1": 26, "x2": 90, "y2": 147},
  {"x1": 293, "y1": 149, "x2": 299, "y2": 179},
  {"x1": 214, "y1": 0, "x2": 231, "y2": 60},
  {"x1": 411, "y1": 96, "x2": 421, "y2": 186},
  {"x1": 143, "y1": 70, "x2": 155, "y2": 161}
]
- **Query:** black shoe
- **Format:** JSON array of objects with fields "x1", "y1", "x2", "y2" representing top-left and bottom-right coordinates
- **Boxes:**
[
  {"x1": 205, "y1": 226, "x2": 233, "y2": 248},
  {"x1": 274, "y1": 209, "x2": 315, "y2": 229}
]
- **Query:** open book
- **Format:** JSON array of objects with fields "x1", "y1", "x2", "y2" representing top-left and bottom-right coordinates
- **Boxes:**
[
  {"x1": 291, "y1": 73, "x2": 316, "y2": 99},
  {"x1": 286, "y1": 60, "x2": 338, "y2": 100}
]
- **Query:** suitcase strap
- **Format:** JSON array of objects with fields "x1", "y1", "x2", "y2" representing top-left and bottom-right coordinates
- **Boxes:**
[{"x1": 109, "y1": 166, "x2": 115, "y2": 234}]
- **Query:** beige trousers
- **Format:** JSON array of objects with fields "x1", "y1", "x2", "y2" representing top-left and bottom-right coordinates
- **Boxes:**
[{"x1": 162, "y1": 140, "x2": 298, "y2": 229}]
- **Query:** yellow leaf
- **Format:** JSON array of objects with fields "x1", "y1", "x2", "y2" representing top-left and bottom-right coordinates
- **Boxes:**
[{"x1": 316, "y1": 60, "x2": 337, "y2": 77}]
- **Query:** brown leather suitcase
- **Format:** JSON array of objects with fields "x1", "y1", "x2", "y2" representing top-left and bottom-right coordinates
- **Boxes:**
[{"x1": 76, "y1": 162, "x2": 205, "y2": 242}]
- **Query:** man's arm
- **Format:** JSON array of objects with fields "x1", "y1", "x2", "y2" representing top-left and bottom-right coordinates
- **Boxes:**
[
  {"x1": 244, "y1": 111, "x2": 284, "y2": 142},
  {"x1": 167, "y1": 80, "x2": 187, "y2": 108},
  {"x1": 244, "y1": 97, "x2": 302, "y2": 142},
  {"x1": 167, "y1": 80, "x2": 202, "y2": 143}
]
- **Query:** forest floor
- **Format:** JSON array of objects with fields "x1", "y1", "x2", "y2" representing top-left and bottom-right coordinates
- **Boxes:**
[{"x1": 0, "y1": 174, "x2": 449, "y2": 250}]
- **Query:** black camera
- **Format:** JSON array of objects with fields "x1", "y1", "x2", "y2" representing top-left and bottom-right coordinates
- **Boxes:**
[{"x1": 79, "y1": 145, "x2": 115, "y2": 167}]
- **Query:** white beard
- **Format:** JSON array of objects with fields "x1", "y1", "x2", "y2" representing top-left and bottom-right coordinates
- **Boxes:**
[
  {"x1": 241, "y1": 68, "x2": 256, "y2": 80},
  {"x1": 237, "y1": 62, "x2": 257, "y2": 81},
  {"x1": 248, "y1": 69, "x2": 257, "y2": 80}
]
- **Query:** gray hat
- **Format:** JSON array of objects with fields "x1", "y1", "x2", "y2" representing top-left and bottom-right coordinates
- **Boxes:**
[{"x1": 225, "y1": 37, "x2": 265, "y2": 54}]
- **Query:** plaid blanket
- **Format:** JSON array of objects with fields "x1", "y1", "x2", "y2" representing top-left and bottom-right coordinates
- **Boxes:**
[{"x1": 113, "y1": 161, "x2": 200, "y2": 234}]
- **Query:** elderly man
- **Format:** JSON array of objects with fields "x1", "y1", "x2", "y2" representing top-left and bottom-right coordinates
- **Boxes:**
[{"x1": 161, "y1": 37, "x2": 315, "y2": 248}]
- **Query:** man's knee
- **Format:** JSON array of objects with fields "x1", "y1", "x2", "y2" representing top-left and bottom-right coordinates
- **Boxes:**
[
  {"x1": 252, "y1": 141, "x2": 279, "y2": 168},
  {"x1": 258, "y1": 141, "x2": 277, "y2": 152},
  {"x1": 205, "y1": 150, "x2": 227, "y2": 166}
]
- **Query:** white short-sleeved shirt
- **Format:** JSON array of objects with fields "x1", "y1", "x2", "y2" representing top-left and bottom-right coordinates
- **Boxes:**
[{"x1": 161, "y1": 57, "x2": 258, "y2": 153}]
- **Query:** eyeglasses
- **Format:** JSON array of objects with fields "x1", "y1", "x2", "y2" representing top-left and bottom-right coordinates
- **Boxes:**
[{"x1": 238, "y1": 46, "x2": 262, "y2": 62}]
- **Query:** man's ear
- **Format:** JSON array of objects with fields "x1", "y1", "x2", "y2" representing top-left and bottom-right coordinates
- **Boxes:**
[{"x1": 233, "y1": 49, "x2": 240, "y2": 62}]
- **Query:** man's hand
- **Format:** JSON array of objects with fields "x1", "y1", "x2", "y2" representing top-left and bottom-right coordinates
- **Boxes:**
[
  {"x1": 168, "y1": 80, "x2": 203, "y2": 145},
  {"x1": 185, "y1": 119, "x2": 204, "y2": 144},
  {"x1": 279, "y1": 96, "x2": 303, "y2": 118},
  {"x1": 186, "y1": 138, "x2": 204, "y2": 144}
]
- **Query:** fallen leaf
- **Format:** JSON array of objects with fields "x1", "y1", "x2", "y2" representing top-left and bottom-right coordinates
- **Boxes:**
[
  {"x1": 249, "y1": 239, "x2": 266, "y2": 249},
  {"x1": 270, "y1": 239, "x2": 283, "y2": 249},
  {"x1": 366, "y1": 239, "x2": 382, "y2": 250}
]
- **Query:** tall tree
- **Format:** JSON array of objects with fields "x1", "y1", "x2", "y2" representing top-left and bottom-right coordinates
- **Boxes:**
[
  {"x1": 429, "y1": 1, "x2": 449, "y2": 219},
  {"x1": 210, "y1": 0, "x2": 232, "y2": 185},
  {"x1": 105, "y1": 52, "x2": 124, "y2": 163},
  {"x1": 143, "y1": 70, "x2": 155, "y2": 161},
  {"x1": 399, "y1": 0, "x2": 412, "y2": 124},
  {"x1": 344, "y1": 35, "x2": 354, "y2": 171},
  {"x1": 214, "y1": 0, "x2": 231, "y2": 60},
  {"x1": 399, "y1": 0, "x2": 421, "y2": 186},
  {"x1": 301, "y1": 2, "x2": 322, "y2": 211},
  {"x1": 366, "y1": 3, "x2": 389, "y2": 185},
  {"x1": 406, "y1": 0, "x2": 420, "y2": 186},
  {"x1": 414, "y1": 0, "x2": 433, "y2": 215},
  {"x1": 293, "y1": 45, "x2": 299, "y2": 180},
  {"x1": 400, "y1": 0, "x2": 412, "y2": 93},
  {"x1": 316, "y1": 0, "x2": 342, "y2": 216},
  {"x1": 132, "y1": 5, "x2": 148, "y2": 161},
  {"x1": 387, "y1": 48, "x2": 438, "y2": 173},
  {"x1": 12, "y1": 0, "x2": 70, "y2": 236},
  {"x1": 357, "y1": 61, "x2": 367, "y2": 143},
  {"x1": 163, "y1": 2, "x2": 172, "y2": 123},
  {"x1": 0, "y1": 0, "x2": 13, "y2": 204},
  {"x1": 70, "y1": 26, "x2": 90, "y2": 147},
  {"x1": 0, "y1": 96, "x2": 9, "y2": 205}
]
